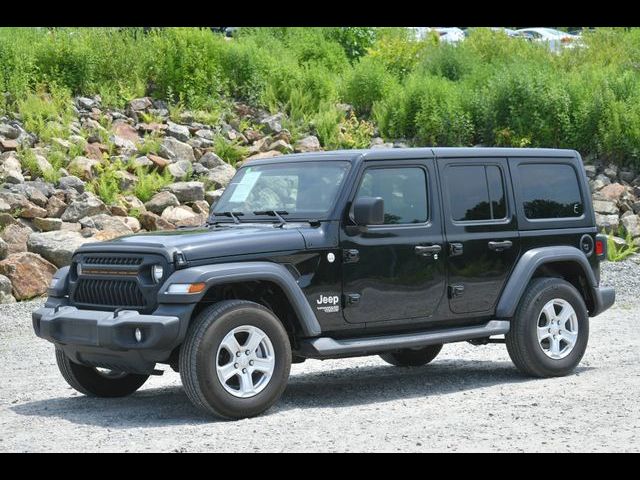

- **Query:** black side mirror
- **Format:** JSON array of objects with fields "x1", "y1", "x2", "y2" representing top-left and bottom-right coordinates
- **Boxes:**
[{"x1": 352, "y1": 197, "x2": 384, "y2": 226}]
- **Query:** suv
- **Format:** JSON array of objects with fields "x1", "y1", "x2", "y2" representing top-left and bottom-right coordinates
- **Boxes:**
[{"x1": 33, "y1": 148, "x2": 615, "y2": 419}]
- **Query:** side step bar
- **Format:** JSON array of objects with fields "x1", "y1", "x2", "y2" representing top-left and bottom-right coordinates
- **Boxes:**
[{"x1": 298, "y1": 320, "x2": 510, "y2": 359}]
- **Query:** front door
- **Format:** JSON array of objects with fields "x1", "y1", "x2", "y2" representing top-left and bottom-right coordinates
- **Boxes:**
[
  {"x1": 438, "y1": 158, "x2": 520, "y2": 315},
  {"x1": 340, "y1": 160, "x2": 446, "y2": 324}
]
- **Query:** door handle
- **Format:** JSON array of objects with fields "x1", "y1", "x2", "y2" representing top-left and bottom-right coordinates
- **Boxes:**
[
  {"x1": 415, "y1": 244, "x2": 442, "y2": 256},
  {"x1": 488, "y1": 240, "x2": 513, "y2": 252}
]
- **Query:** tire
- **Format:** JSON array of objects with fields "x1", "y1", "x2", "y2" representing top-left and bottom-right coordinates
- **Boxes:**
[
  {"x1": 379, "y1": 344, "x2": 443, "y2": 367},
  {"x1": 179, "y1": 300, "x2": 292, "y2": 420},
  {"x1": 55, "y1": 347, "x2": 149, "y2": 397},
  {"x1": 506, "y1": 277, "x2": 589, "y2": 378}
]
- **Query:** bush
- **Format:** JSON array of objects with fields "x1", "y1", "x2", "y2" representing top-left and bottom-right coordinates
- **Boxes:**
[
  {"x1": 342, "y1": 57, "x2": 396, "y2": 116},
  {"x1": 132, "y1": 167, "x2": 173, "y2": 203}
]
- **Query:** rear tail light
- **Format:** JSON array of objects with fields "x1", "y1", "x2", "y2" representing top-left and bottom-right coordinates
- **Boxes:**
[
  {"x1": 595, "y1": 240, "x2": 604, "y2": 255},
  {"x1": 595, "y1": 234, "x2": 607, "y2": 259}
]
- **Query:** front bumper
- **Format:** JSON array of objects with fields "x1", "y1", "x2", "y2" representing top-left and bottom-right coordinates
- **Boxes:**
[{"x1": 32, "y1": 300, "x2": 195, "y2": 374}]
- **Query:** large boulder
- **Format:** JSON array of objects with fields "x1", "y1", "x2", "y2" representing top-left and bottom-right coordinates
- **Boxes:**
[
  {"x1": 294, "y1": 135, "x2": 321, "y2": 153},
  {"x1": 259, "y1": 113, "x2": 283, "y2": 134},
  {"x1": 0, "y1": 153, "x2": 24, "y2": 183},
  {"x1": 61, "y1": 192, "x2": 109, "y2": 222},
  {"x1": 168, "y1": 181, "x2": 205, "y2": 203},
  {"x1": 206, "y1": 163, "x2": 237, "y2": 189},
  {"x1": 139, "y1": 211, "x2": 176, "y2": 231},
  {"x1": 166, "y1": 121, "x2": 191, "y2": 142},
  {"x1": 0, "y1": 222, "x2": 32, "y2": 254},
  {"x1": 159, "y1": 137, "x2": 196, "y2": 163},
  {"x1": 599, "y1": 183, "x2": 626, "y2": 202},
  {"x1": 161, "y1": 205, "x2": 204, "y2": 228},
  {"x1": 58, "y1": 175, "x2": 86, "y2": 193},
  {"x1": 622, "y1": 214, "x2": 640, "y2": 240},
  {"x1": 88, "y1": 214, "x2": 134, "y2": 237},
  {"x1": 198, "y1": 151, "x2": 226, "y2": 169},
  {"x1": 128, "y1": 97, "x2": 153, "y2": 112},
  {"x1": 144, "y1": 191, "x2": 180, "y2": 215},
  {"x1": 595, "y1": 213, "x2": 620, "y2": 232},
  {"x1": 167, "y1": 160, "x2": 193, "y2": 180},
  {"x1": 592, "y1": 199, "x2": 618, "y2": 215},
  {"x1": 0, "y1": 252, "x2": 57, "y2": 300},
  {"x1": 27, "y1": 230, "x2": 96, "y2": 267}
]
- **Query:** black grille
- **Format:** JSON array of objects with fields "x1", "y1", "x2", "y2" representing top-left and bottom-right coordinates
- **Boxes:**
[
  {"x1": 84, "y1": 256, "x2": 143, "y2": 266},
  {"x1": 74, "y1": 278, "x2": 145, "y2": 308}
]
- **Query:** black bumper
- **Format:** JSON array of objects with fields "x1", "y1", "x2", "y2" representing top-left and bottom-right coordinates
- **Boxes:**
[
  {"x1": 591, "y1": 286, "x2": 615, "y2": 317},
  {"x1": 33, "y1": 302, "x2": 195, "y2": 374}
]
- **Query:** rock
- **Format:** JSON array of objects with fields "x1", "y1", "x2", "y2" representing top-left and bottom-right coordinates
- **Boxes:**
[
  {"x1": 0, "y1": 153, "x2": 24, "y2": 183},
  {"x1": 205, "y1": 189, "x2": 225, "y2": 206},
  {"x1": 0, "y1": 238, "x2": 7, "y2": 260},
  {"x1": 198, "y1": 151, "x2": 225, "y2": 168},
  {"x1": 166, "y1": 160, "x2": 192, "y2": 180},
  {"x1": 88, "y1": 214, "x2": 134, "y2": 237},
  {"x1": 131, "y1": 155, "x2": 154, "y2": 169},
  {"x1": 161, "y1": 205, "x2": 204, "y2": 227},
  {"x1": 115, "y1": 170, "x2": 138, "y2": 190},
  {"x1": 33, "y1": 217, "x2": 62, "y2": 232},
  {"x1": 110, "y1": 205, "x2": 128, "y2": 216},
  {"x1": 620, "y1": 170, "x2": 636, "y2": 183},
  {"x1": 195, "y1": 129, "x2": 215, "y2": 141},
  {"x1": 190, "y1": 200, "x2": 211, "y2": 215},
  {"x1": 0, "y1": 222, "x2": 32, "y2": 254},
  {"x1": 0, "y1": 138, "x2": 19, "y2": 152},
  {"x1": 259, "y1": 113, "x2": 283, "y2": 134},
  {"x1": 159, "y1": 137, "x2": 196, "y2": 163},
  {"x1": 245, "y1": 150, "x2": 282, "y2": 161},
  {"x1": 268, "y1": 139, "x2": 294, "y2": 154},
  {"x1": 244, "y1": 129, "x2": 263, "y2": 143},
  {"x1": 111, "y1": 134, "x2": 137, "y2": 152},
  {"x1": 139, "y1": 211, "x2": 176, "y2": 231},
  {"x1": 599, "y1": 183, "x2": 626, "y2": 202},
  {"x1": 60, "y1": 222, "x2": 81, "y2": 232},
  {"x1": 84, "y1": 143, "x2": 105, "y2": 161},
  {"x1": 0, "y1": 252, "x2": 57, "y2": 300},
  {"x1": 0, "y1": 192, "x2": 44, "y2": 218},
  {"x1": 592, "y1": 199, "x2": 618, "y2": 215},
  {"x1": 206, "y1": 163, "x2": 237, "y2": 188},
  {"x1": 7, "y1": 184, "x2": 48, "y2": 208},
  {"x1": 604, "y1": 164, "x2": 618, "y2": 180},
  {"x1": 68, "y1": 156, "x2": 101, "y2": 180},
  {"x1": 294, "y1": 135, "x2": 321, "y2": 153},
  {"x1": 622, "y1": 214, "x2": 640, "y2": 239},
  {"x1": 166, "y1": 121, "x2": 191, "y2": 142},
  {"x1": 168, "y1": 181, "x2": 205, "y2": 203},
  {"x1": 58, "y1": 175, "x2": 85, "y2": 193},
  {"x1": 123, "y1": 216, "x2": 141, "y2": 232},
  {"x1": 27, "y1": 230, "x2": 96, "y2": 267},
  {"x1": 34, "y1": 153, "x2": 54, "y2": 173},
  {"x1": 128, "y1": 97, "x2": 153, "y2": 112},
  {"x1": 60, "y1": 192, "x2": 108, "y2": 222},
  {"x1": 46, "y1": 195, "x2": 68, "y2": 218},
  {"x1": 147, "y1": 154, "x2": 169, "y2": 170},
  {"x1": 0, "y1": 274, "x2": 15, "y2": 303},
  {"x1": 76, "y1": 97, "x2": 96, "y2": 110},
  {"x1": 121, "y1": 195, "x2": 146, "y2": 214},
  {"x1": 92, "y1": 230, "x2": 128, "y2": 241},
  {"x1": 144, "y1": 191, "x2": 180, "y2": 215},
  {"x1": 0, "y1": 124, "x2": 20, "y2": 139},
  {"x1": 595, "y1": 213, "x2": 619, "y2": 232}
]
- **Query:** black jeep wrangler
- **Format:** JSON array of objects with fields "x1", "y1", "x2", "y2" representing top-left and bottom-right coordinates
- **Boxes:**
[{"x1": 33, "y1": 148, "x2": 615, "y2": 419}]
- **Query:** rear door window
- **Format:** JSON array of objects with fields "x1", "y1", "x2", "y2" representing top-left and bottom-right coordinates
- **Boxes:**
[
  {"x1": 518, "y1": 163, "x2": 583, "y2": 219},
  {"x1": 445, "y1": 165, "x2": 507, "y2": 222}
]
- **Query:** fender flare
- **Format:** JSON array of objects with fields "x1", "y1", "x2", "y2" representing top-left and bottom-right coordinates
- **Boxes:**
[
  {"x1": 495, "y1": 246, "x2": 597, "y2": 319},
  {"x1": 158, "y1": 261, "x2": 322, "y2": 337}
]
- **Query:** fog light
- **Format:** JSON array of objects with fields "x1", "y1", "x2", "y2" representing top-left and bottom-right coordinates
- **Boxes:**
[
  {"x1": 134, "y1": 328, "x2": 143, "y2": 343},
  {"x1": 151, "y1": 265, "x2": 164, "y2": 283}
]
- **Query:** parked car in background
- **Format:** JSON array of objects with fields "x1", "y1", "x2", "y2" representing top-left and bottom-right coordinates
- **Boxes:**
[
  {"x1": 412, "y1": 27, "x2": 465, "y2": 43},
  {"x1": 514, "y1": 28, "x2": 582, "y2": 51}
]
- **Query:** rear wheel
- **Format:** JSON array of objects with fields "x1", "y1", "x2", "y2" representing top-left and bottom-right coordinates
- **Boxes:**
[
  {"x1": 55, "y1": 347, "x2": 149, "y2": 397},
  {"x1": 180, "y1": 300, "x2": 291, "y2": 419},
  {"x1": 380, "y1": 344, "x2": 443, "y2": 367},
  {"x1": 506, "y1": 277, "x2": 589, "y2": 378}
]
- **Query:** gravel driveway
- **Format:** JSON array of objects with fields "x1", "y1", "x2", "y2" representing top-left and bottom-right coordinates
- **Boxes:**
[{"x1": 1, "y1": 261, "x2": 639, "y2": 452}]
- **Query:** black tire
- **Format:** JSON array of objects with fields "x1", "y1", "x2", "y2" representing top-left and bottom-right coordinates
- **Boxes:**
[
  {"x1": 179, "y1": 300, "x2": 292, "y2": 420},
  {"x1": 55, "y1": 347, "x2": 149, "y2": 397},
  {"x1": 506, "y1": 277, "x2": 589, "y2": 378},
  {"x1": 379, "y1": 344, "x2": 443, "y2": 367}
]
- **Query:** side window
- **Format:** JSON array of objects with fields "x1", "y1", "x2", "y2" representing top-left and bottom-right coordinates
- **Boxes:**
[
  {"x1": 445, "y1": 165, "x2": 507, "y2": 222},
  {"x1": 519, "y1": 163, "x2": 583, "y2": 219},
  {"x1": 354, "y1": 167, "x2": 428, "y2": 225}
]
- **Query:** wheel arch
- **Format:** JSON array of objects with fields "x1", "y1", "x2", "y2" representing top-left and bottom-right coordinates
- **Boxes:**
[{"x1": 496, "y1": 246, "x2": 597, "y2": 318}]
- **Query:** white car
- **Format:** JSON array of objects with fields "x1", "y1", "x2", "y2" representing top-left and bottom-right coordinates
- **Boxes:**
[
  {"x1": 514, "y1": 28, "x2": 582, "y2": 51},
  {"x1": 412, "y1": 27, "x2": 465, "y2": 44}
]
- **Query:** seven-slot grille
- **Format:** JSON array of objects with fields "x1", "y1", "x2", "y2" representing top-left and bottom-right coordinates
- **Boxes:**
[{"x1": 74, "y1": 278, "x2": 146, "y2": 308}]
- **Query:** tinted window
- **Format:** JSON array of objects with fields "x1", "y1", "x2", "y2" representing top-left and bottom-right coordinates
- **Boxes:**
[
  {"x1": 446, "y1": 165, "x2": 507, "y2": 221},
  {"x1": 519, "y1": 164, "x2": 583, "y2": 219},
  {"x1": 355, "y1": 167, "x2": 428, "y2": 224}
]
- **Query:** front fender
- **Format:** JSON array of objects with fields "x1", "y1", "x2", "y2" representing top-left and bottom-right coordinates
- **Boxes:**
[
  {"x1": 157, "y1": 261, "x2": 322, "y2": 337},
  {"x1": 495, "y1": 246, "x2": 600, "y2": 319}
]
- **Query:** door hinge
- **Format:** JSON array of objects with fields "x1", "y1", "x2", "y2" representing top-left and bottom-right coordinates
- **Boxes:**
[
  {"x1": 448, "y1": 284, "x2": 465, "y2": 298},
  {"x1": 343, "y1": 249, "x2": 359, "y2": 263}
]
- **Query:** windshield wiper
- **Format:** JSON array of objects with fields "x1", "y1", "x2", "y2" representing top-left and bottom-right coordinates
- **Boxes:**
[
  {"x1": 253, "y1": 210, "x2": 289, "y2": 227},
  {"x1": 211, "y1": 211, "x2": 245, "y2": 224}
]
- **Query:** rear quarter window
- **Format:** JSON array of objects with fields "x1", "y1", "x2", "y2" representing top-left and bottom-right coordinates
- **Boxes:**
[{"x1": 519, "y1": 163, "x2": 583, "y2": 219}]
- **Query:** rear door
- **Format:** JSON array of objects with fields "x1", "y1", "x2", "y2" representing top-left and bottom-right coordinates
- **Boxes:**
[{"x1": 439, "y1": 157, "x2": 520, "y2": 315}]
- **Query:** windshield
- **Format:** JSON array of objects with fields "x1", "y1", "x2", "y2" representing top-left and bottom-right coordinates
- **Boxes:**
[{"x1": 211, "y1": 161, "x2": 351, "y2": 221}]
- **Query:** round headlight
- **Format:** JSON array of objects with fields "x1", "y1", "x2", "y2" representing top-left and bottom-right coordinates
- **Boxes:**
[{"x1": 151, "y1": 265, "x2": 164, "y2": 283}]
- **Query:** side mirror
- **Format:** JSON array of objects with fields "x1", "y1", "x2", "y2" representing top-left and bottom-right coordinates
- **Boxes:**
[{"x1": 352, "y1": 196, "x2": 384, "y2": 226}]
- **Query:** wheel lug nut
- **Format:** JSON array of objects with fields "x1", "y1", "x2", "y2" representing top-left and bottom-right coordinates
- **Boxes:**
[
  {"x1": 242, "y1": 368, "x2": 247, "y2": 373},
  {"x1": 236, "y1": 351, "x2": 241, "y2": 357},
  {"x1": 234, "y1": 363, "x2": 239, "y2": 369},
  {"x1": 245, "y1": 350, "x2": 250, "y2": 355},
  {"x1": 249, "y1": 360, "x2": 254, "y2": 366}
]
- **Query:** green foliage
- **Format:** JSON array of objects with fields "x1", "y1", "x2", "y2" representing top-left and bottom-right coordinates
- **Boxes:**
[
  {"x1": 137, "y1": 134, "x2": 162, "y2": 155},
  {"x1": 342, "y1": 57, "x2": 396, "y2": 116},
  {"x1": 131, "y1": 167, "x2": 172, "y2": 202},
  {"x1": 213, "y1": 135, "x2": 248, "y2": 166},
  {"x1": 86, "y1": 161, "x2": 123, "y2": 205},
  {"x1": 313, "y1": 107, "x2": 374, "y2": 150},
  {"x1": 607, "y1": 230, "x2": 639, "y2": 262}
]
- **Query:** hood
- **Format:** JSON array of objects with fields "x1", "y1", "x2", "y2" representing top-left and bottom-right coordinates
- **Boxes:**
[{"x1": 86, "y1": 224, "x2": 307, "y2": 261}]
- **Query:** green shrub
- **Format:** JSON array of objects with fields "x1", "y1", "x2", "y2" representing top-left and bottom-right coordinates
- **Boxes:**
[
  {"x1": 607, "y1": 231, "x2": 639, "y2": 262},
  {"x1": 342, "y1": 57, "x2": 396, "y2": 116},
  {"x1": 132, "y1": 167, "x2": 173, "y2": 202},
  {"x1": 213, "y1": 135, "x2": 248, "y2": 166}
]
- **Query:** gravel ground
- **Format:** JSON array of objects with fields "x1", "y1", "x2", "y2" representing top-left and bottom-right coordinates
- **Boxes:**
[{"x1": 1, "y1": 261, "x2": 639, "y2": 452}]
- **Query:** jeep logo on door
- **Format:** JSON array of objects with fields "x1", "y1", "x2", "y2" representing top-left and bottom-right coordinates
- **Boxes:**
[{"x1": 316, "y1": 295, "x2": 340, "y2": 313}]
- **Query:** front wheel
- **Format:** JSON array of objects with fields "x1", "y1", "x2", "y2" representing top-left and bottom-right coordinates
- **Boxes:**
[
  {"x1": 179, "y1": 300, "x2": 292, "y2": 419},
  {"x1": 55, "y1": 348, "x2": 149, "y2": 397},
  {"x1": 506, "y1": 277, "x2": 589, "y2": 378}
]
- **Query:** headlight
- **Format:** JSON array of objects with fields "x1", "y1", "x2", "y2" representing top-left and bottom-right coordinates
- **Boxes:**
[
  {"x1": 151, "y1": 265, "x2": 164, "y2": 283},
  {"x1": 76, "y1": 263, "x2": 82, "y2": 277}
]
